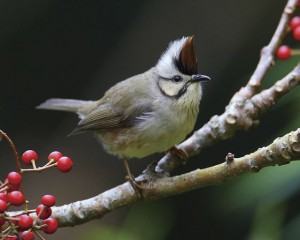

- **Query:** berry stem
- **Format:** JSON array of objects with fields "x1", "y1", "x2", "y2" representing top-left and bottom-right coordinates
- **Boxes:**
[
  {"x1": 31, "y1": 160, "x2": 37, "y2": 170},
  {"x1": 9, "y1": 209, "x2": 36, "y2": 218},
  {"x1": 2, "y1": 226, "x2": 11, "y2": 234},
  {"x1": 34, "y1": 224, "x2": 43, "y2": 230},
  {"x1": 291, "y1": 49, "x2": 300, "y2": 55},
  {"x1": 25, "y1": 200, "x2": 29, "y2": 212},
  {"x1": 33, "y1": 205, "x2": 45, "y2": 226},
  {"x1": 44, "y1": 159, "x2": 54, "y2": 167},
  {"x1": 24, "y1": 209, "x2": 37, "y2": 215},
  {"x1": 38, "y1": 224, "x2": 47, "y2": 229},
  {"x1": 33, "y1": 229, "x2": 46, "y2": 240},
  {"x1": 0, "y1": 186, "x2": 9, "y2": 192},
  {"x1": 0, "y1": 181, "x2": 9, "y2": 189},
  {"x1": 4, "y1": 216, "x2": 20, "y2": 221},
  {"x1": 21, "y1": 163, "x2": 57, "y2": 173}
]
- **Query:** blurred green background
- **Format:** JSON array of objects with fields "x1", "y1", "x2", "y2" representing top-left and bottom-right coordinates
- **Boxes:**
[{"x1": 0, "y1": 0, "x2": 300, "y2": 239}]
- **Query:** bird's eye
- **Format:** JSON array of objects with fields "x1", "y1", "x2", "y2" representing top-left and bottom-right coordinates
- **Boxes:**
[{"x1": 172, "y1": 75, "x2": 182, "y2": 83}]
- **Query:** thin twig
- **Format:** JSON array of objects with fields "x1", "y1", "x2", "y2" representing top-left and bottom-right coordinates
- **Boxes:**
[
  {"x1": 21, "y1": 163, "x2": 57, "y2": 173},
  {"x1": 231, "y1": 0, "x2": 297, "y2": 101},
  {"x1": 33, "y1": 229, "x2": 46, "y2": 240},
  {"x1": 0, "y1": 130, "x2": 22, "y2": 175},
  {"x1": 0, "y1": 130, "x2": 26, "y2": 200}
]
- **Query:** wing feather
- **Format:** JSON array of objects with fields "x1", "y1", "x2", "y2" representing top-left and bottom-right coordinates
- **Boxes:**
[{"x1": 69, "y1": 104, "x2": 153, "y2": 135}]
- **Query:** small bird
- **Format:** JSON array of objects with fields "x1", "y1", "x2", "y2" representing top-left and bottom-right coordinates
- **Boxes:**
[{"x1": 37, "y1": 36, "x2": 210, "y2": 188}]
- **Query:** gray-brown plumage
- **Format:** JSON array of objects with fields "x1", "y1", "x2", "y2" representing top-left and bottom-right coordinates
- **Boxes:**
[{"x1": 37, "y1": 36, "x2": 210, "y2": 159}]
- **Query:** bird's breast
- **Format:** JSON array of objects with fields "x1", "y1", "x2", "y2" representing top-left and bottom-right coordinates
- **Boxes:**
[{"x1": 95, "y1": 85, "x2": 201, "y2": 159}]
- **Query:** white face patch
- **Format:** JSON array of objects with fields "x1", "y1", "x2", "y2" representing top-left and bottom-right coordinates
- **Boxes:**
[
  {"x1": 156, "y1": 37, "x2": 189, "y2": 79},
  {"x1": 158, "y1": 78, "x2": 187, "y2": 97}
]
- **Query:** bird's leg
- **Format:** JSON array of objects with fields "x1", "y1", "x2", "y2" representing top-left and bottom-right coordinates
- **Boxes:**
[
  {"x1": 169, "y1": 146, "x2": 188, "y2": 164},
  {"x1": 121, "y1": 158, "x2": 145, "y2": 199}
]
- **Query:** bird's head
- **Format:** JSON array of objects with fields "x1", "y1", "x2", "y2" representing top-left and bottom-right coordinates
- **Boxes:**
[{"x1": 155, "y1": 36, "x2": 210, "y2": 98}]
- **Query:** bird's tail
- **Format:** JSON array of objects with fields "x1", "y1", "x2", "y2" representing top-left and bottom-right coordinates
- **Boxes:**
[{"x1": 36, "y1": 98, "x2": 89, "y2": 113}]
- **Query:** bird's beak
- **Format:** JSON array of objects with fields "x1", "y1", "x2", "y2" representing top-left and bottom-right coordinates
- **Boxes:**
[{"x1": 191, "y1": 74, "x2": 211, "y2": 83}]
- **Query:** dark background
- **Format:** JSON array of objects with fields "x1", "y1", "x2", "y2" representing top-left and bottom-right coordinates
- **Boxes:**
[{"x1": 1, "y1": 0, "x2": 300, "y2": 239}]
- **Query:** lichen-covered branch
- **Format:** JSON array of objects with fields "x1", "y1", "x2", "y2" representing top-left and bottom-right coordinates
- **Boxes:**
[
  {"x1": 156, "y1": 63, "x2": 300, "y2": 173},
  {"x1": 231, "y1": 0, "x2": 297, "y2": 101},
  {"x1": 49, "y1": 128, "x2": 300, "y2": 227},
  {"x1": 155, "y1": 0, "x2": 297, "y2": 174}
]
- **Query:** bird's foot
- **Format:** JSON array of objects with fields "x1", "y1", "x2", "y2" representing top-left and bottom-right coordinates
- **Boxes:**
[
  {"x1": 122, "y1": 158, "x2": 146, "y2": 200},
  {"x1": 125, "y1": 174, "x2": 148, "y2": 200}
]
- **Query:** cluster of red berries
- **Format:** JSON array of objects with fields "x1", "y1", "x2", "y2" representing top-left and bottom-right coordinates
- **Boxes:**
[
  {"x1": 0, "y1": 176, "x2": 57, "y2": 239},
  {"x1": 22, "y1": 150, "x2": 73, "y2": 173},
  {"x1": 0, "y1": 172, "x2": 25, "y2": 210},
  {"x1": 0, "y1": 150, "x2": 73, "y2": 239},
  {"x1": 277, "y1": 4, "x2": 300, "y2": 60}
]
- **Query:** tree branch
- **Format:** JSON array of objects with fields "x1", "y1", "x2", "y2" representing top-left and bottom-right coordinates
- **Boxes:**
[
  {"x1": 50, "y1": 128, "x2": 300, "y2": 227},
  {"x1": 231, "y1": 0, "x2": 297, "y2": 101},
  {"x1": 5, "y1": 0, "x2": 300, "y2": 230},
  {"x1": 156, "y1": 0, "x2": 298, "y2": 173},
  {"x1": 156, "y1": 62, "x2": 300, "y2": 173},
  {"x1": 23, "y1": 61, "x2": 300, "y2": 225}
]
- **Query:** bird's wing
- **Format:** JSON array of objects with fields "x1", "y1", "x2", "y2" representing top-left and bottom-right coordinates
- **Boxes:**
[{"x1": 69, "y1": 103, "x2": 152, "y2": 135}]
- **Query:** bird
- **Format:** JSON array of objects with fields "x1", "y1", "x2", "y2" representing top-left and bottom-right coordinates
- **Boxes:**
[{"x1": 37, "y1": 36, "x2": 210, "y2": 192}]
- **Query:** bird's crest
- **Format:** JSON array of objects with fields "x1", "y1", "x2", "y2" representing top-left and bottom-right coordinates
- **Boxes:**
[{"x1": 156, "y1": 36, "x2": 198, "y2": 78}]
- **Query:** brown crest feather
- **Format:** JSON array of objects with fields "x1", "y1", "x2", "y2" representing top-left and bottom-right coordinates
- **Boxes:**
[{"x1": 177, "y1": 36, "x2": 198, "y2": 75}]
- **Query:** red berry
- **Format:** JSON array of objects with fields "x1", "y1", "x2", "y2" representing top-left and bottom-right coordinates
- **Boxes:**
[
  {"x1": 18, "y1": 215, "x2": 33, "y2": 230},
  {"x1": 0, "y1": 199, "x2": 7, "y2": 212},
  {"x1": 293, "y1": 26, "x2": 300, "y2": 41},
  {"x1": 48, "y1": 151, "x2": 63, "y2": 162},
  {"x1": 7, "y1": 172, "x2": 22, "y2": 186},
  {"x1": 36, "y1": 204, "x2": 52, "y2": 219},
  {"x1": 57, "y1": 157, "x2": 73, "y2": 173},
  {"x1": 0, "y1": 192, "x2": 8, "y2": 202},
  {"x1": 0, "y1": 218, "x2": 5, "y2": 227},
  {"x1": 4, "y1": 178, "x2": 20, "y2": 192},
  {"x1": 11, "y1": 216, "x2": 20, "y2": 227},
  {"x1": 41, "y1": 195, "x2": 56, "y2": 207},
  {"x1": 290, "y1": 16, "x2": 300, "y2": 30},
  {"x1": 22, "y1": 150, "x2": 38, "y2": 166},
  {"x1": 20, "y1": 231, "x2": 35, "y2": 240},
  {"x1": 7, "y1": 183, "x2": 20, "y2": 192},
  {"x1": 7, "y1": 191, "x2": 25, "y2": 206},
  {"x1": 276, "y1": 45, "x2": 291, "y2": 60},
  {"x1": 42, "y1": 218, "x2": 58, "y2": 234}
]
